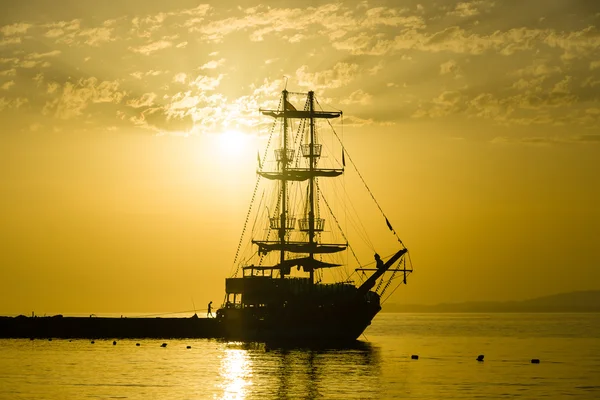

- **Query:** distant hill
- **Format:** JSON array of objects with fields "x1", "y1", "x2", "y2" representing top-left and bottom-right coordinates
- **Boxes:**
[{"x1": 383, "y1": 290, "x2": 600, "y2": 313}]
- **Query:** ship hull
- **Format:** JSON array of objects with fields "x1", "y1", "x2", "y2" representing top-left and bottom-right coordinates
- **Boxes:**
[{"x1": 217, "y1": 302, "x2": 381, "y2": 343}]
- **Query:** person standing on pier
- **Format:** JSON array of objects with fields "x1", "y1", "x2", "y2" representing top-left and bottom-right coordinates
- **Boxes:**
[{"x1": 207, "y1": 301, "x2": 213, "y2": 317}]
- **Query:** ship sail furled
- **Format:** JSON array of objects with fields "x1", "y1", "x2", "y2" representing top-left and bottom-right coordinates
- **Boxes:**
[{"x1": 254, "y1": 90, "x2": 347, "y2": 283}]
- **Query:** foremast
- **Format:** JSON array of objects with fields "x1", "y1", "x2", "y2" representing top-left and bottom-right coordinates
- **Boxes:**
[{"x1": 279, "y1": 90, "x2": 290, "y2": 277}]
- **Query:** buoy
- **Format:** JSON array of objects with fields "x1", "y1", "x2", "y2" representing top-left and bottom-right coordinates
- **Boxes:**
[
  {"x1": 411, "y1": 355, "x2": 419, "y2": 360},
  {"x1": 91, "y1": 340, "x2": 95, "y2": 344},
  {"x1": 186, "y1": 346, "x2": 191, "y2": 349},
  {"x1": 113, "y1": 340, "x2": 117, "y2": 345},
  {"x1": 30, "y1": 338, "x2": 34, "y2": 341},
  {"x1": 136, "y1": 343, "x2": 140, "y2": 346},
  {"x1": 161, "y1": 343, "x2": 167, "y2": 347},
  {"x1": 48, "y1": 338, "x2": 52, "y2": 341},
  {"x1": 476, "y1": 355, "x2": 484, "y2": 362},
  {"x1": 531, "y1": 358, "x2": 540, "y2": 364}
]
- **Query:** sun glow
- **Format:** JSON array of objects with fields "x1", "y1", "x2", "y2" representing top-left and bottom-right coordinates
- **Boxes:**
[{"x1": 216, "y1": 130, "x2": 250, "y2": 158}]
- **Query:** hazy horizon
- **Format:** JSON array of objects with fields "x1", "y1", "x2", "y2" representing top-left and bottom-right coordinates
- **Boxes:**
[{"x1": 1, "y1": 0, "x2": 599, "y2": 315}]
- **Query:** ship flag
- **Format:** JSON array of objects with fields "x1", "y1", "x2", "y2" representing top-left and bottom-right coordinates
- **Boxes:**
[
  {"x1": 257, "y1": 151, "x2": 262, "y2": 169},
  {"x1": 342, "y1": 150, "x2": 346, "y2": 167},
  {"x1": 386, "y1": 217, "x2": 393, "y2": 231},
  {"x1": 284, "y1": 99, "x2": 296, "y2": 111}
]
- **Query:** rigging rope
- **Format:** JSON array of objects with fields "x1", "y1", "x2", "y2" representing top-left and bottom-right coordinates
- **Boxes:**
[
  {"x1": 318, "y1": 183, "x2": 361, "y2": 268},
  {"x1": 316, "y1": 99, "x2": 406, "y2": 249},
  {"x1": 230, "y1": 97, "x2": 281, "y2": 277},
  {"x1": 381, "y1": 252, "x2": 413, "y2": 304}
]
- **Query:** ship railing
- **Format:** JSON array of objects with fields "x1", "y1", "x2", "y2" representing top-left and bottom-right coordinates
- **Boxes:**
[
  {"x1": 270, "y1": 216, "x2": 296, "y2": 230},
  {"x1": 298, "y1": 218, "x2": 325, "y2": 231},
  {"x1": 275, "y1": 148, "x2": 295, "y2": 164},
  {"x1": 301, "y1": 143, "x2": 322, "y2": 158}
]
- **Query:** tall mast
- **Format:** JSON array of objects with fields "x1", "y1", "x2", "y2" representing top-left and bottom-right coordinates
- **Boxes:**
[
  {"x1": 279, "y1": 90, "x2": 289, "y2": 278},
  {"x1": 258, "y1": 91, "x2": 344, "y2": 278},
  {"x1": 308, "y1": 91, "x2": 316, "y2": 284}
]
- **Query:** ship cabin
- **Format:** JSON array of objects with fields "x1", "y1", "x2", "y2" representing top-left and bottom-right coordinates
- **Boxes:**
[{"x1": 224, "y1": 264, "x2": 364, "y2": 310}]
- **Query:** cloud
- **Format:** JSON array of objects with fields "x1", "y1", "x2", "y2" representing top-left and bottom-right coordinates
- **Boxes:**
[
  {"x1": 1, "y1": 23, "x2": 32, "y2": 36},
  {"x1": 148, "y1": 111, "x2": 195, "y2": 135},
  {"x1": 368, "y1": 62, "x2": 384, "y2": 75},
  {"x1": 44, "y1": 77, "x2": 125, "y2": 119},
  {"x1": 47, "y1": 82, "x2": 59, "y2": 94},
  {"x1": 512, "y1": 62, "x2": 562, "y2": 77},
  {"x1": 168, "y1": 91, "x2": 201, "y2": 111},
  {"x1": 200, "y1": 59, "x2": 225, "y2": 70},
  {"x1": 412, "y1": 78, "x2": 584, "y2": 126},
  {"x1": 0, "y1": 37, "x2": 21, "y2": 46},
  {"x1": 440, "y1": 59, "x2": 461, "y2": 77},
  {"x1": 582, "y1": 76, "x2": 600, "y2": 87},
  {"x1": 361, "y1": 7, "x2": 425, "y2": 29},
  {"x1": 341, "y1": 115, "x2": 374, "y2": 127},
  {"x1": 180, "y1": 4, "x2": 211, "y2": 16},
  {"x1": 43, "y1": 19, "x2": 80, "y2": 39},
  {"x1": 33, "y1": 73, "x2": 44, "y2": 86},
  {"x1": 27, "y1": 50, "x2": 62, "y2": 59},
  {"x1": 332, "y1": 32, "x2": 395, "y2": 55},
  {"x1": 127, "y1": 92, "x2": 157, "y2": 108},
  {"x1": 172, "y1": 73, "x2": 187, "y2": 84},
  {"x1": 335, "y1": 24, "x2": 599, "y2": 60},
  {"x1": 447, "y1": 1, "x2": 495, "y2": 18},
  {"x1": 17, "y1": 59, "x2": 51, "y2": 69},
  {"x1": 0, "y1": 96, "x2": 28, "y2": 111},
  {"x1": 79, "y1": 27, "x2": 114, "y2": 46},
  {"x1": 130, "y1": 40, "x2": 172, "y2": 55},
  {"x1": 0, "y1": 68, "x2": 16, "y2": 76},
  {"x1": 544, "y1": 26, "x2": 600, "y2": 60},
  {"x1": 189, "y1": 74, "x2": 223, "y2": 91},
  {"x1": 45, "y1": 29, "x2": 65, "y2": 38},
  {"x1": 1, "y1": 80, "x2": 15, "y2": 90},
  {"x1": 340, "y1": 89, "x2": 372, "y2": 105},
  {"x1": 0, "y1": 1, "x2": 596, "y2": 135},
  {"x1": 296, "y1": 63, "x2": 360, "y2": 89},
  {"x1": 551, "y1": 76, "x2": 572, "y2": 94},
  {"x1": 189, "y1": 4, "x2": 394, "y2": 43}
]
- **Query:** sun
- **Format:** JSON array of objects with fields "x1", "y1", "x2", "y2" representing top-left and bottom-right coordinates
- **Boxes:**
[{"x1": 216, "y1": 129, "x2": 249, "y2": 158}]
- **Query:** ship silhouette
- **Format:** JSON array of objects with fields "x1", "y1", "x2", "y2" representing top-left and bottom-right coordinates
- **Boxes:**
[{"x1": 216, "y1": 89, "x2": 412, "y2": 342}]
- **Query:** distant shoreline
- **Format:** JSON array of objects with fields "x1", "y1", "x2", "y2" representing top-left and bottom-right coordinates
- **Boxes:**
[{"x1": 382, "y1": 290, "x2": 600, "y2": 313}]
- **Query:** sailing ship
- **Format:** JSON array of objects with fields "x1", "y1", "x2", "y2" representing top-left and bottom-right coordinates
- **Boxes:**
[{"x1": 216, "y1": 89, "x2": 412, "y2": 342}]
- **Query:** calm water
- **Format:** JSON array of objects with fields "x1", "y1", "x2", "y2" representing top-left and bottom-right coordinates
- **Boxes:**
[{"x1": 1, "y1": 313, "x2": 599, "y2": 399}]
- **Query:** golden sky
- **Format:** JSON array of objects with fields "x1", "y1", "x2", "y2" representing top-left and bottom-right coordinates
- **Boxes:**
[{"x1": 1, "y1": 0, "x2": 599, "y2": 315}]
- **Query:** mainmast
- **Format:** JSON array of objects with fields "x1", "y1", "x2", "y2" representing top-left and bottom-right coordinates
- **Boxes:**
[
  {"x1": 279, "y1": 90, "x2": 289, "y2": 277},
  {"x1": 307, "y1": 91, "x2": 316, "y2": 283}
]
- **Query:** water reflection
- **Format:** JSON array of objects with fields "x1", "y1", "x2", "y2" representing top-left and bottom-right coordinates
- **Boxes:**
[
  {"x1": 219, "y1": 341, "x2": 381, "y2": 399},
  {"x1": 220, "y1": 345, "x2": 252, "y2": 399}
]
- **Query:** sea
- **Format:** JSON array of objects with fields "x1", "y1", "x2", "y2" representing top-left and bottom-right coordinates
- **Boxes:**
[{"x1": 1, "y1": 313, "x2": 599, "y2": 399}]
